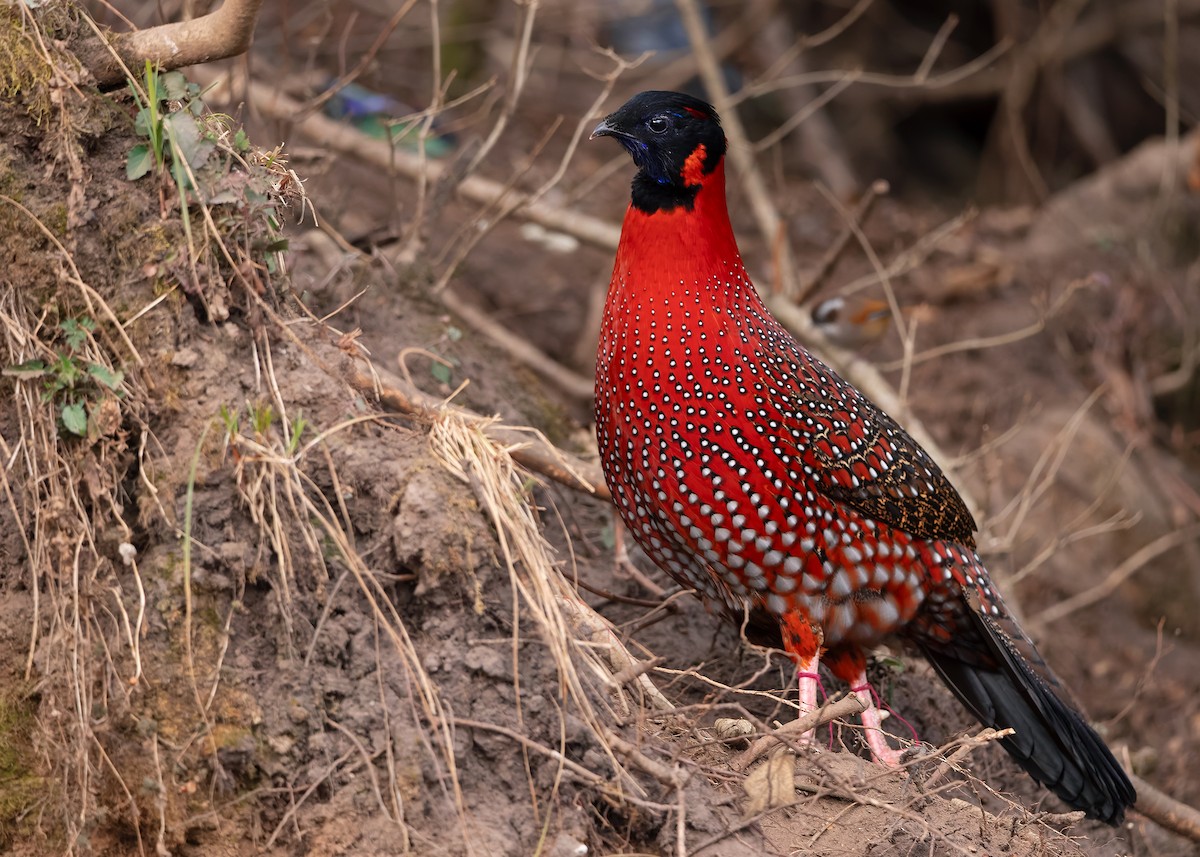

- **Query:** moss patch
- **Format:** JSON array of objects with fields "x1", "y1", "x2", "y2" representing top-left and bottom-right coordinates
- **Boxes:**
[{"x1": 0, "y1": 684, "x2": 43, "y2": 847}]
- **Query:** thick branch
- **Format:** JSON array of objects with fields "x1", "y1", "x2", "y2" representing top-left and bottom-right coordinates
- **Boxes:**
[{"x1": 77, "y1": 0, "x2": 264, "y2": 89}]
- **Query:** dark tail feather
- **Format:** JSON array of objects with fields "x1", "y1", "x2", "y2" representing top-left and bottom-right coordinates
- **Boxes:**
[{"x1": 916, "y1": 608, "x2": 1135, "y2": 825}]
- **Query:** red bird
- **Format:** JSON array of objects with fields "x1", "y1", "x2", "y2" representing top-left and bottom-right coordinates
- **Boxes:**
[{"x1": 591, "y1": 91, "x2": 1134, "y2": 824}]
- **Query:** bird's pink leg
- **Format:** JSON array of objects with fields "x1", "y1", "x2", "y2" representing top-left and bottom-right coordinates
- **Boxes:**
[
  {"x1": 848, "y1": 668, "x2": 905, "y2": 766},
  {"x1": 796, "y1": 653, "x2": 821, "y2": 726}
]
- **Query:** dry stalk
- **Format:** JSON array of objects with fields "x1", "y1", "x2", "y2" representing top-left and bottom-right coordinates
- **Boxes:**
[
  {"x1": 425, "y1": 410, "x2": 672, "y2": 795},
  {"x1": 231, "y1": 416, "x2": 475, "y2": 850},
  {"x1": 1031, "y1": 522, "x2": 1200, "y2": 627},
  {"x1": 348, "y1": 366, "x2": 608, "y2": 500},
  {"x1": 0, "y1": 191, "x2": 150, "y2": 852}
]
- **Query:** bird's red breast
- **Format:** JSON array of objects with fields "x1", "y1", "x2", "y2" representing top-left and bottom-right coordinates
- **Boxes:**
[{"x1": 595, "y1": 150, "x2": 986, "y2": 648}]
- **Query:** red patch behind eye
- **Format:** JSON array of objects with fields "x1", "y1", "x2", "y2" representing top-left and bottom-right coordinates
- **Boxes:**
[
  {"x1": 682, "y1": 144, "x2": 708, "y2": 186},
  {"x1": 683, "y1": 106, "x2": 707, "y2": 119}
]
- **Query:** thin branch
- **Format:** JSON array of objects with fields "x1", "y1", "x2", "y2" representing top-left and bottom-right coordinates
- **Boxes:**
[
  {"x1": 730, "y1": 693, "x2": 867, "y2": 772},
  {"x1": 674, "y1": 0, "x2": 798, "y2": 296},
  {"x1": 1030, "y1": 523, "x2": 1200, "y2": 626}
]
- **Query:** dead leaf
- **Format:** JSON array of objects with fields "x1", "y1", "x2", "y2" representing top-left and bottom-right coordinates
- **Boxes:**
[{"x1": 742, "y1": 746, "x2": 796, "y2": 815}]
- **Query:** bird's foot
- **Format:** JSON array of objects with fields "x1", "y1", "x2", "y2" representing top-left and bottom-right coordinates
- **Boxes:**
[{"x1": 852, "y1": 683, "x2": 906, "y2": 766}]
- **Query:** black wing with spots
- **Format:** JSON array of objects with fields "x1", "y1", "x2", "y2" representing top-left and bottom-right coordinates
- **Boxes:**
[{"x1": 764, "y1": 337, "x2": 977, "y2": 547}]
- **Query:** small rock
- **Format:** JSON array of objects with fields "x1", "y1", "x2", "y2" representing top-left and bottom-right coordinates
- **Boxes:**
[
  {"x1": 266, "y1": 734, "x2": 295, "y2": 755},
  {"x1": 464, "y1": 645, "x2": 510, "y2": 681},
  {"x1": 548, "y1": 832, "x2": 588, "y2": 857},
  {"x1": 171, "y1": 347, "x2": 200, "y2": 368}
]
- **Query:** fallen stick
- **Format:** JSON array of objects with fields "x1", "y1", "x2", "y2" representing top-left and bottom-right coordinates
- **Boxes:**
[
  {"x1": 348, "y1": 368, "x2": 610, "y2": 502},
  {"x1": 731, "y1": 693, "x2": 867, "y2": 772}
]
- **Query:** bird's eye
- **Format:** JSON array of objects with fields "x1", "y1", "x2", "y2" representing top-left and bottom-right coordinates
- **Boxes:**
[{"x1": 647, "y1": 115, "x2": 669, "y2": 134}]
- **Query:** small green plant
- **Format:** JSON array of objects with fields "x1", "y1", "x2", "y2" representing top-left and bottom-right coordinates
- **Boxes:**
[
  {"x1": 248, "y1": 403, "x2": 274, "y2": 437},
  {"x1": 2, "y1": 316, "x2": 125, "y2": 437},
  {"x1": 126, "y1": 62, "x2": 214, "y2": 185},
  {"x1": 286, "y1": 413, "x2": 308, "y2": 456},
  {"x1": 220, "y1": 403, "x2": 310, "y2": 459},
  {"x1": 218, "y1": 403, "x2": 240, "y2": 437}
]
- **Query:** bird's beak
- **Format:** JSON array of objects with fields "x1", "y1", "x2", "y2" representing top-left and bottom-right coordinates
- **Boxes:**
[{"x1": 590, "y1": 116, "x2": 620, "y2": 141}]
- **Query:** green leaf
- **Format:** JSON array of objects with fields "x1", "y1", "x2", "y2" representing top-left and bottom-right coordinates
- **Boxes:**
[
  {"x1": 430, "y1": 362, "x2": 452, "y2": 385},
  {"x1": 233, "y1": 128, "x2": 249, "y2": 151},
  {"x1": 60, "y1": 317, "x2": 94, "y2": 350},
  {"x1": 61, "y1": 402, "x2": 87, "y2": 436},
  {"x1": 133, "y1": 107, "x2": 152, "y2": 137},
  {"x1": 126, "y1": 143, "x2": 154, "y2": 180},
  {"x1": 87, "y1": 363, "x2": 125, "y2": 390},
  {"x1": 3, "y1": 359, "x2": 47, "y2": 379},
  {"x1": 159, "y1": 71, "x2": 189, "y2": 101},
  {"x1": 164, "y1": 112, "x2": 215, "y2": 171}
]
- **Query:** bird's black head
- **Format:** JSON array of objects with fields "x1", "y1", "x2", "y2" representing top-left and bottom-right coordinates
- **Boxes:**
[{"x1": 591, "y1": 90, "x2": 726, "y2": 213}]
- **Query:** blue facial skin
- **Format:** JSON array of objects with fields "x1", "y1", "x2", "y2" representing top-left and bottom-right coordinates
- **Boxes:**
[{"x1": 614, "y1": 112, "x2": 687, "y2": 186}]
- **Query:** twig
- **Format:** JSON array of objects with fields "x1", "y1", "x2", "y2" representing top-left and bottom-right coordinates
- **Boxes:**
[
  {"x1": 735, "y1": 40, "x2": 1012, "y2": 104},
  {"x1": 648, "y1": 0, "x2": 777, "y2": 94},
  {"x1": 604, "y1": 730, "x2": 687, "y2": 787},
  {"x1": 908, "y1": 0, "x2": 1200, "y2": 105},
  {"x1": 191, "y1": 71, "x2": 623, "y2": 251},
  {"x1": 731, "y1": 693, "x2": 866, "y2": 771},
  {"x1": 674, "y1": 0, "x2": 798, "y2": 297},
  {"x1": 921, "y1": 728, "x2": 1013, "y2": 789},
  {"x1": 294, "y1": 0, "x2": 419, "y2": 120},
  {"x1": 438, "y1": 289, "x2": 593, "y2": 399},
  {"x1": 797, "y1": 179, "x2": 889, "y2": 304},
  {"x1": 557, "y1": 596, "x2": 675, "y2": 713},
  {"x1": 876, "y1": 272, "x2": 1091, "y2": 371},
  {"x1": 1030, "y1": 522, "x2": 1200, "y2": 626}
]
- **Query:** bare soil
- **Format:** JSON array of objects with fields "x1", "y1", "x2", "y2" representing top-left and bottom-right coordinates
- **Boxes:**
[{"x1": 3, "y1": 4, "x2": 1200, "y2": 857}]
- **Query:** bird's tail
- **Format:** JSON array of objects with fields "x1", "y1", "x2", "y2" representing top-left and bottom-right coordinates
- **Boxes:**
[{"x1": 913, "y1": 601, "x2": 1135, "y2": 825}]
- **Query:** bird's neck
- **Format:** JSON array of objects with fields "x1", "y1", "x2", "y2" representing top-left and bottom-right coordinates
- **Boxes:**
[{"x1": 610, "y1": 159, "x2": 745, "y2": 299}]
